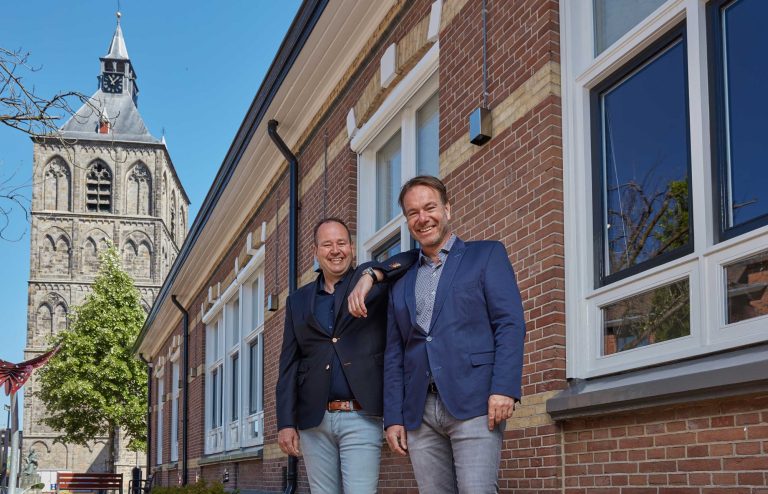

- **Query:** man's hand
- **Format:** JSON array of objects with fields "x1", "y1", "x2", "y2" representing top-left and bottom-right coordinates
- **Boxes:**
[
  {"x1": 487, "y1": 394, "x2": 515, "y2": 431},
  {"x1": 385, "y1": 425, "x2": 408, "y2": 456},
  {"x1": 278, "y1": 427, "x2": 301, "y2": 457},
  {"x1": 348, "y1": 269, "x2": 381, "y2": 318}
]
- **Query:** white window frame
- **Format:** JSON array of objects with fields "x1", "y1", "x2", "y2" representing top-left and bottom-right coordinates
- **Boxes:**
[
  {"x1": 204, "y1": 316, "x2": 223, "y2": 454},
  {"x1": 224, "y1": 295, "x2": 240, "y2": 450},
  {"x1": 170, "y1": 356, "x2": 179, "y2": 462},
  {"x1": 353, "y1": 42, "x2": 439, "y2": 262},
  {"x1": 202, "y1": 245, "x2": 265, "y2": 454},
  {"x1": 561, "y1": 0, "x2": 768, "y2": 379},
  {"x1": 155, "y1": 368, "x2": 164, "y2": 465},
  {"x1": 242, "y1": 270, "x2": 265, "y2": 448}
]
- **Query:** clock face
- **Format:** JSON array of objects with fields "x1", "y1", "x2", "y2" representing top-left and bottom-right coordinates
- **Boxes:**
[{"x1": 101, "y1": 74, "x2": 124, "y2": 94}]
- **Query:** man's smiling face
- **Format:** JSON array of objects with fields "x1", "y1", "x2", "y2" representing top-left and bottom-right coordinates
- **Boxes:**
[
  {"x1": 403, "y1": 184, "x2": 451, "y2": 254},
  {"x1": 314, "y1": 220, "x2": 354, "y2": 281}
]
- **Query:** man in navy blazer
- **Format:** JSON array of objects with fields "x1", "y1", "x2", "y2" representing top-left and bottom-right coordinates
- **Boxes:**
[
  {"x1": 276, "y1": 218, "x2": 416, "y2": 493},
  {"x1": 383, "y1": 176, "x2": 527, "y2": 493}
]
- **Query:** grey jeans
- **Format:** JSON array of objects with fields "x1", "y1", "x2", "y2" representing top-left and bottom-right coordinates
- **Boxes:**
[{"x1": 408, "y1": 392, "x2": 503, "y2": 494}]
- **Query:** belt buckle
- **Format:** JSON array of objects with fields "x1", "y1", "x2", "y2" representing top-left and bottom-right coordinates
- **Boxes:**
[{"x1": 327, "y1": 400, "x2": 355, "y2": 412}]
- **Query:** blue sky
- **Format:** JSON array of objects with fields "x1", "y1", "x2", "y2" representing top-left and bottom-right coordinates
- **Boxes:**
[{"x1": 0, "y1": 1, "x2": 302, "y2": 413}]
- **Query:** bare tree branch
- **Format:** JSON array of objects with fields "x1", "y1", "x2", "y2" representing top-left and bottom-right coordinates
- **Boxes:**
[
  {"x1": 0, "y1": 46, "x2": 125, "y2": 240},
  {"x1": 0, "y1": 47, "x2": 94, "y2": 137}
]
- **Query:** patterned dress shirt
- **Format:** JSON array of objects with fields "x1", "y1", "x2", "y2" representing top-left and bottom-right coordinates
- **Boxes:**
[{"x1": 415, "y1": 234, "x2": 457, "y2": 333}]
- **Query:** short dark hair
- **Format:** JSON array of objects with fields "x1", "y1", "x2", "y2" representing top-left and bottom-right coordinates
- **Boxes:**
[
  {"x1": 312, "y1": 217, "x2": 352, "y2": 246},
  {"x1": 398, "y1": 175, "x2": 449, "y2": 213}
]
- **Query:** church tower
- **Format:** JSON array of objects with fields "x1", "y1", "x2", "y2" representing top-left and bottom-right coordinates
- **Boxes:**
[{"x1": 23, "y1": 14, "x2": 189, "y2": 478}]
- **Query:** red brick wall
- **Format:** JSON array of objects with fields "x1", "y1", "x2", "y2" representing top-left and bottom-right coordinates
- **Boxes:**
[
  {"x1": 143, "y1": 0, "x2": 768, "y2": 491},
  {"x1": 562, "y1": 395, "x2": 768, "y2": 493}
]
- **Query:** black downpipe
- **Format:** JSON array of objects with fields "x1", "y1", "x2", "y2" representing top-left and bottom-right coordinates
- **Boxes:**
[
  {"x1": 171, "y1": 296, "x2": 190, "y2": 486},
  {"x1": 267, "y1": 120, "x2": 299, "y2": 294},
  {"x1": 267, "y1": 119, "x2": 299, "y2": 494},
  {"x1": 139, "y1": 354, "x2": 152, "y2": 477}
]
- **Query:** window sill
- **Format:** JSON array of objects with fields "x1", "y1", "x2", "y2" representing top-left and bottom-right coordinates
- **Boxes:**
[
  {"x1": 547, "y1": 344, "x2": 768, "y2": 420},
  {"x1": 151, "y1": 462, "x2": 178, "y2": 473},
  {"x1": 199, "y1": 447, "x2": 263, "y2": 466}
]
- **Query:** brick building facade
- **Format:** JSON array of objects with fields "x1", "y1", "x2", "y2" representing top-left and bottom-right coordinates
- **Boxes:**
[
  {"x1": 24, "y1": 20, "x2": 189, "y2": 482},
  {"x1": 136, "y1": 0, "x2": 768, "y2": 492}
]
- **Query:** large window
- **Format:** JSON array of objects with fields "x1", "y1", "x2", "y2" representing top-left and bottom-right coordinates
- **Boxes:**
[
  {"x1": 710, "y1": 0, "x2": 768, "y2": 239},
  {"x1": 203, "y1": 246, "x2": 265, "y2": 454},
  {"x1": 592, "y1": 26, "x2": 692, "y2": 286},
  {"x1": 353, "y1": 44, "x2": 439, "y2": 262},
  {"x1": 205, "y1": 318, "x2": 223, "y2": 452},
  {"x1": 85, "y1": 161, "x2": 112, "y2": 213},
  {"x1": 561, "y1": 0, "x2": 768, "y2": 378}
]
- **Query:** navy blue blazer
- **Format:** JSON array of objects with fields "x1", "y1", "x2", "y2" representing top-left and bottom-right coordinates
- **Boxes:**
[
  {"x1": 383, "y1": 238, "x2": 526, "y2": 430},
  {"x1": 276, "y1": 251, "x2": 417, "y2": 431}
]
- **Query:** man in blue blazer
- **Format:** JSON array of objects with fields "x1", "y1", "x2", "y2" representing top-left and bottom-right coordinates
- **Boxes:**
[{"x1": 383, "y1": 175, "x2": 527, "y2": 493}]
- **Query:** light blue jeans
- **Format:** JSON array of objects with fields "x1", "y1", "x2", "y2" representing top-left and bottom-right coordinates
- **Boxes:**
[
  {"x1": 300, "y1": 411, "x2": 383, "y2": 494},
  {"x1": 408, "y1": 392, "x2": 503, "y2": 494}
]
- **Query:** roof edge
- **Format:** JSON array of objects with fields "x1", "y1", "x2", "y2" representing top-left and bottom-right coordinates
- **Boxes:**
[{"x1": 134, "y1": 0, "x2": 329, "y2": 356}]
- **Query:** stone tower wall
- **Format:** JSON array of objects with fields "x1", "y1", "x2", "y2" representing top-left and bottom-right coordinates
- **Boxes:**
[{"x1": 24, "y1": 138, "x2": 186, "y2": 480}]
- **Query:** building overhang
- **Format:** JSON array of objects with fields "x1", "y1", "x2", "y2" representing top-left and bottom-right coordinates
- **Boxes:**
[{"x1": 135, "y1": 0, "x2": 397, "y2": 358}]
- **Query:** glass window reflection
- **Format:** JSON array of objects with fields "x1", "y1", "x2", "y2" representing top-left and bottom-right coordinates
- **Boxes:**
[
  {"x1": 417, "y1": 93, "x2": 439, "y2": 177},
  {"x1": 714, "y1": 0, "x2": 768, "y2": 234},
  {"x1": 594, "y1": 32, "x2": 692, "y2": 283},
  {"x1": 376, "y1": 132, "x2": 401, "y2": 229},
  {"x1": 602, "y1": 278, "x2": 691, "y2": 355},
  {"x1": 373, "y1": 235, "x2": 401, "y2": 263},
  {"x1": 725, "y1": 250, "x2": 768, "y2": 324}
]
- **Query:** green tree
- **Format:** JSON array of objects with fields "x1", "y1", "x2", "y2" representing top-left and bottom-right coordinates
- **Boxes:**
[{"x1": 36, "y1": 244, "x2": 147, "y2": 472}]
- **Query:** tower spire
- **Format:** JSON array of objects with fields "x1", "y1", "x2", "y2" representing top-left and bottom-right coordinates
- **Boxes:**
[{"x1": 106, "y1": 11, "x2": 129, "y2": 60}]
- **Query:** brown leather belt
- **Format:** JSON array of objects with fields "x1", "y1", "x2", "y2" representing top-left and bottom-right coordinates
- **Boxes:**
[
  {"x1": 427, "y1": 381, "x2": 439, "y2": 394},
  {"x1": 327, "y1": 400, "x2": 363, "y2": 412}
]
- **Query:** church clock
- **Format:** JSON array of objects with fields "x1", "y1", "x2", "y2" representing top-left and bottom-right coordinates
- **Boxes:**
[{"x1": 101, "y1": 73, "x2": 124, "y2": 93}]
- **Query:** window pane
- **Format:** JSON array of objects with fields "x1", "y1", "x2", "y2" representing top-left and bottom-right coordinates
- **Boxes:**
[
  {"x1": 217, "y1": 368, "x2": 223, "y2": 426},
  {"x1": 725, "y1": 250, "x2": 768, "y2": 324},
  {"x1": 251, "y1": 278, "x2": 262, "y2": 329},
  {"x1": 373, "y1": 235, "x2": 401, "y2": 262},
  {"x1": 376, "y1": 131, "x2": 401, "y2": 229},
  {"x1": 156, "y1": 378, "x2": 163, "y2": 464},
  {"x1": 209, "y1": 320, "x2": 221, "y2": 362},
  {"x1": 602, "y1": 278, "x2": 690, "y2": 355},
  {"x1": 211, "y1": 368, "x2": 219, "y2": 427},
  {"x1": 259, "y1": 335, "x2": 264, "y2": 411},
  {"x1": 171, "y1": 363, "x2": 179, "y2": 455},
  {"x1": 417, "y1": 93, "x2": 439, "y2": 177},
  {"x1": 594, "y1": 0, "x2": 665, "y2": 54},
  {"x1": 228, "y1": 298, "x2": 240, "y2": 346},
  {"x1": 231, "y1": 354, "x2": 239, "y2": 421},
  {"x1": 717, "y1": 0, "x2": 768, "y2": 231},
  {"x1": 249, "y1": 338, "x2": 262, "y2": 414},
  {"x1": 596, "y1": 35, "x2": 691, "y2": 281}
]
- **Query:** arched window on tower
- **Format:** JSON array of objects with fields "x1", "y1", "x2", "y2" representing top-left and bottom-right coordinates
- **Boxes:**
[
  {"x1": 179, "y1": 206, "x2": 185, "y2": 243},
  {"x1": 170, "y1": 192, "x2": 177, "y2": 241},
  {"x1": 126, "y1": 162, "x2": 152, "y2": 215},
  {"x1": 162, "y1": 171, "x2": 168, "y2": 219},
  {"x1": 34, "y1": 304, "x2": 53, "y2": 346},
  {"x1": 86, "y1": 161, "x2": 113, "y2": 213},
  {"x1": 43, "y1": 157, "x2": 71, "y2": 211},
  {"x1": 54, "y1": 302, "x2": 68, "y2": 335}
]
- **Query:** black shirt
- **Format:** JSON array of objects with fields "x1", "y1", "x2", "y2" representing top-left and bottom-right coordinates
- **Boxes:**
[{"x1": 315, "y1": 275, "x2": 355, "y2": 401}]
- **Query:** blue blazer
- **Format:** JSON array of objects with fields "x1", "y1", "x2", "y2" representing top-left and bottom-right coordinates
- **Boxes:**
[{"x1": 383, "y1": 238, "x2": 526, "y2": 430}]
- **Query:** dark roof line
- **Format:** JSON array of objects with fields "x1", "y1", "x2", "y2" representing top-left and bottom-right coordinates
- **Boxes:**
[{"x1": 135, "y1": 0, "x2": 328, "y2": 353}]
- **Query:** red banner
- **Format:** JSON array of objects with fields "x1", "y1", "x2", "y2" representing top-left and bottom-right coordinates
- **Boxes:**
[{"x1": 0, "y1": 345, "x2": 60, "y2": 396}]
